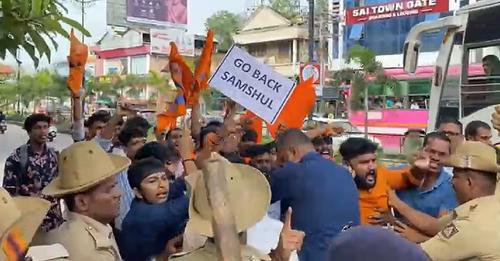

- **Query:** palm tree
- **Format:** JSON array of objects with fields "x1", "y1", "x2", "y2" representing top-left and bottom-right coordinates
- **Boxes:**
[{"x1": 332, "y1": 45, "x2": 399, "y2": 136}]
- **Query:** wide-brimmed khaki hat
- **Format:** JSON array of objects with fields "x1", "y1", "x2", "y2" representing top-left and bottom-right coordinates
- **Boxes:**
[
  {"x1": 446, "y1": 141, "x2": 500, "y2": 174},
  {"x1": 0, "y1": 188, "x2": 50, "y2": 260},
  {"x1": 187, "y1": 154, "x2": 271, "y2": 237},
  {"x1": 43, "y1": 141, "x2": 131, "y2": 196}
]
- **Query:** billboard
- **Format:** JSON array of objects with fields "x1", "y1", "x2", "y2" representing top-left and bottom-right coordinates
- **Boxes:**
[
  {"x1": 150, "y1": 28, "x2": 194, "y2": 56},
  {"x1": 346, "y1": 0, "x2": 449, "y2": 25},
  {"x1": 126, "y1": 0, "x2": 187, "y2": 28},
  {"x1": 107, "y1": 0, "x2": 188, "y2": 28}
]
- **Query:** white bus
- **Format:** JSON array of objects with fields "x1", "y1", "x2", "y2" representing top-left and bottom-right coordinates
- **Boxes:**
[{"x1": 403, "y1": 0, "x2": 500, "y2": 143}]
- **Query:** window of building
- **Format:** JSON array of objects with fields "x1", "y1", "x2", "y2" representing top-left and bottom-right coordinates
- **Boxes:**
[
  {"x1": 278, "y1": 41, "x2": 291, "y2": 62},
  {"x1": 247, "y1": 43, "x2": 267, "y2": 57},
  {"x1": 142, "y1": 33, "x2": 151, "y2": 44},
  {"x1": 130, "y1": 55, "x2": 148, "y2": 75}
]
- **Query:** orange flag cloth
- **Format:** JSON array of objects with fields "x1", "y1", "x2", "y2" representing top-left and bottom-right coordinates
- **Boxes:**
[
  {"x1": 266, "y1": 77, "x2": 316, "y2": 138},
  {"x1": 192, "y1": 30, "x2": 214, "y2": 104},
  {"x1": 67, "y1": 30, "x2": 88, "y2": 95},
  {"x1": 156, "y1": 113, "x2": 178, "y2": 135},
  {"x1": 169, "y1": 42, "x2": 194, "y2": 109}
]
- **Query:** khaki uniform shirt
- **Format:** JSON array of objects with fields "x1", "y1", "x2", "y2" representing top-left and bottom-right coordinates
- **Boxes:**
[
  {"x1": 39, "y1": 212, "x2": 122, "y2": 261},
  {"x1": 421, "y1": 195, "x2": 500, "y2": 260},
  {"x1": 170, "y1": 241, "x2": 271, "y2": 261}
]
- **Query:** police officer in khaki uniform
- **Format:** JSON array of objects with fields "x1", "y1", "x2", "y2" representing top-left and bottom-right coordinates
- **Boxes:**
[
  {"x1": 171, "y1": 154, "x2": 305, "y2": 261},
  {"x1": 0, "y1": 188, "x2": 69, "y2": 261},
  {"x1": 38, "y1": 141, "x2": 131, "y2": 261},
  {"x1": 420, "y1": 141, "x2": 500, "y2": 260}
]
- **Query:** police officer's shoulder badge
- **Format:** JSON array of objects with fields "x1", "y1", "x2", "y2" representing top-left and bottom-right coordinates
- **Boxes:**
[{"x1": 441, "y1": 223, "x2": 459, "y2": 239}]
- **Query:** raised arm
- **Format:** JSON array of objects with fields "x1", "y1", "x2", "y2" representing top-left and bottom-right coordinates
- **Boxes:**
[
  {"x1": 190, "y1": 103, "x2": 202, "y2": 142},
  {"x1": 71, "y1": 90, "x2": 85, "y2": 142}
]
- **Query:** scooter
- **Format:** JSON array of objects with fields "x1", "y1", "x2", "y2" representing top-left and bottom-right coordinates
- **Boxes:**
[
  {"x1": 48, "y1": 125, "x2": 57, "y2": 142},
  {"x1": 0, "y1": 121, "x2": 6, "y2": 134}
]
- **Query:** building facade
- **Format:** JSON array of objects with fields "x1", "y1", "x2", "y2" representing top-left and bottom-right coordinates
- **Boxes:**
[{"x1": 233, "y1": 6, "x2": 309, "y2": 78}]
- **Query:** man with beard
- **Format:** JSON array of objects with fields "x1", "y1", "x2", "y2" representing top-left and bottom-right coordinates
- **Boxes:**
[{"x1": 339, "y1": 138, "x2": 422, "y2": 225}]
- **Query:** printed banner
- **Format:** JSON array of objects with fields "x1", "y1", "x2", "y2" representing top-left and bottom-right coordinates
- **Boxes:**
[
  {"x1": 150, "y1": 29, "x2": 194, "y2": 56},
  {"x1": 209, "y1": 46, "x2": 296, "y2": 124},
  {"x1": 346, "y1": 0, "x2": 449, "y2": 25},
  {"x1": 127, "y1": 0, "x2": 187, "y2": 28}
]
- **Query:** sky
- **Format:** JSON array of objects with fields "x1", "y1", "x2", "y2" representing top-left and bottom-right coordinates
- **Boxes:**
[{"x1": 5, "y1": 0, "x2": 250, "y2": 71}]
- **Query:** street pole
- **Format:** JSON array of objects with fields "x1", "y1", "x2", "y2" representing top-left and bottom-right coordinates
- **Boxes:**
[
  {"x1": 308, "y1": 0, "x2": 315, "y2": 63},
  {"x1": 308, "y1": 0, "x2": 315, "y2": 121}
]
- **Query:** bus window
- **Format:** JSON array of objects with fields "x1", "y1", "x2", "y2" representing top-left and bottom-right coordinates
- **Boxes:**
[
  {"x1": 462, "y1": 44, "x2": 500, "y2": 118},
  {"x1": 437, "y1": 75, "x2": 460, "y2": 124}
]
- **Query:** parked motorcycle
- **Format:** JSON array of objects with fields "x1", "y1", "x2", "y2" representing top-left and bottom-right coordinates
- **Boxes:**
[
  {"x1": 48, "y1": 125, "x2": 57, "y2": 142},
  {"x1": 0, "y1": 121, "x2": 6, "y2": 134}
]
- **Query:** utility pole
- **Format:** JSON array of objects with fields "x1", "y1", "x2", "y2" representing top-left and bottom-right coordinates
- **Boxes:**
[
  {"x1": 308, "y1": 0, "x2": 315, "y2": 63},
  {"x1": 307, "y1": 0, "x2": 315, "y2": 121}
]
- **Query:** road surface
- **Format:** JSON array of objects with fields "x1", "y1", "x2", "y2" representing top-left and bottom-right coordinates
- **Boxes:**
[{"x1": 0, "y1": 124, "x2": 73, "y2": 185}]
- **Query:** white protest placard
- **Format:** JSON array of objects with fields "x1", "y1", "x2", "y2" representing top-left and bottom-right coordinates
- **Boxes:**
[{"x1": 208, "y1": 46, "x2": 296, "y2": 124}]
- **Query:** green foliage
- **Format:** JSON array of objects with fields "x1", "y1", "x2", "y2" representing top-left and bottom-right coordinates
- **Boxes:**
[
  {"x1": 315, "y1": 0, "x2": 329, "y2": 15},
  {"x1": 0, "y1": 0, "x2": 90, "y2": 67},
  {"x1": 268, "y1": 0, "x2": 301, "y2": 22},
  {"x1": 205, "y1": 10, "x2": 242, "y2": 51},
  {"x1": 332, "y1": 45, "x2": 400, "y2": 111},
  {"x1": 0, "y1": 69, "x2": 70, "y2": 112}
]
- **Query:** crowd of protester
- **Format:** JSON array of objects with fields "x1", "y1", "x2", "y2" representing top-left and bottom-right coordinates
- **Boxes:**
[{"x1": 3, "y1": 96, "x2": 500, "y2": 260}]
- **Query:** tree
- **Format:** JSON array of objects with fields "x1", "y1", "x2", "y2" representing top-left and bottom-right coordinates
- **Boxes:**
[
  {"x1": 205, "y1": 11, "x2": 242, "y2": 52},
  {"x1": 268, "y1": 0, "x2": 301, "y2": 22},
  {"x1": 315, "y1": 0, "x2": 329, "y2": 15},
  {"x1": 332, "y1": 45, "x2": 399, "y2": 135},
  {"x1": 0, "y1": 0, "x2": 90, "y2": 67}
]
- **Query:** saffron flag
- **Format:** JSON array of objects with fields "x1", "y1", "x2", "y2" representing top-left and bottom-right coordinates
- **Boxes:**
[
  {"x1": 193, "y1": 30, "x2": 214, "y2": 93},
  {"x1": 266, "y1": 77, "x2": 316, "y2": 138},
  {"x1": 67, "y1": 29, "x2": 88, "y2": 95},
  {"x1": 156, "y1": 113, "x2": 178, "y2": 135},
  {"x1": 169, "y1": 43, "x2": 193, "y2": 117}
]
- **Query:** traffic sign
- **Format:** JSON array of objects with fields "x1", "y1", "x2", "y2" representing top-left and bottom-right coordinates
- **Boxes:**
[{"x1": 300, "y1": 63, "x2": 321, "y2": 84}]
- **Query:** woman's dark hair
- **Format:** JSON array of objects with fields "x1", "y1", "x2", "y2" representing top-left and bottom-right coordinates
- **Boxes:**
[
  {"x1": 339, "y1": 138, "x2": 378, "y2": 162},
  {"x1": 134, "y1": 141, "x2": 180, "y2": 164},
  {"x1": 24, "y1": 113, "x2": 51, "y2": 132},
  {"x1": 465, "y1": 120, "x2": 491, "y2": 139}
]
